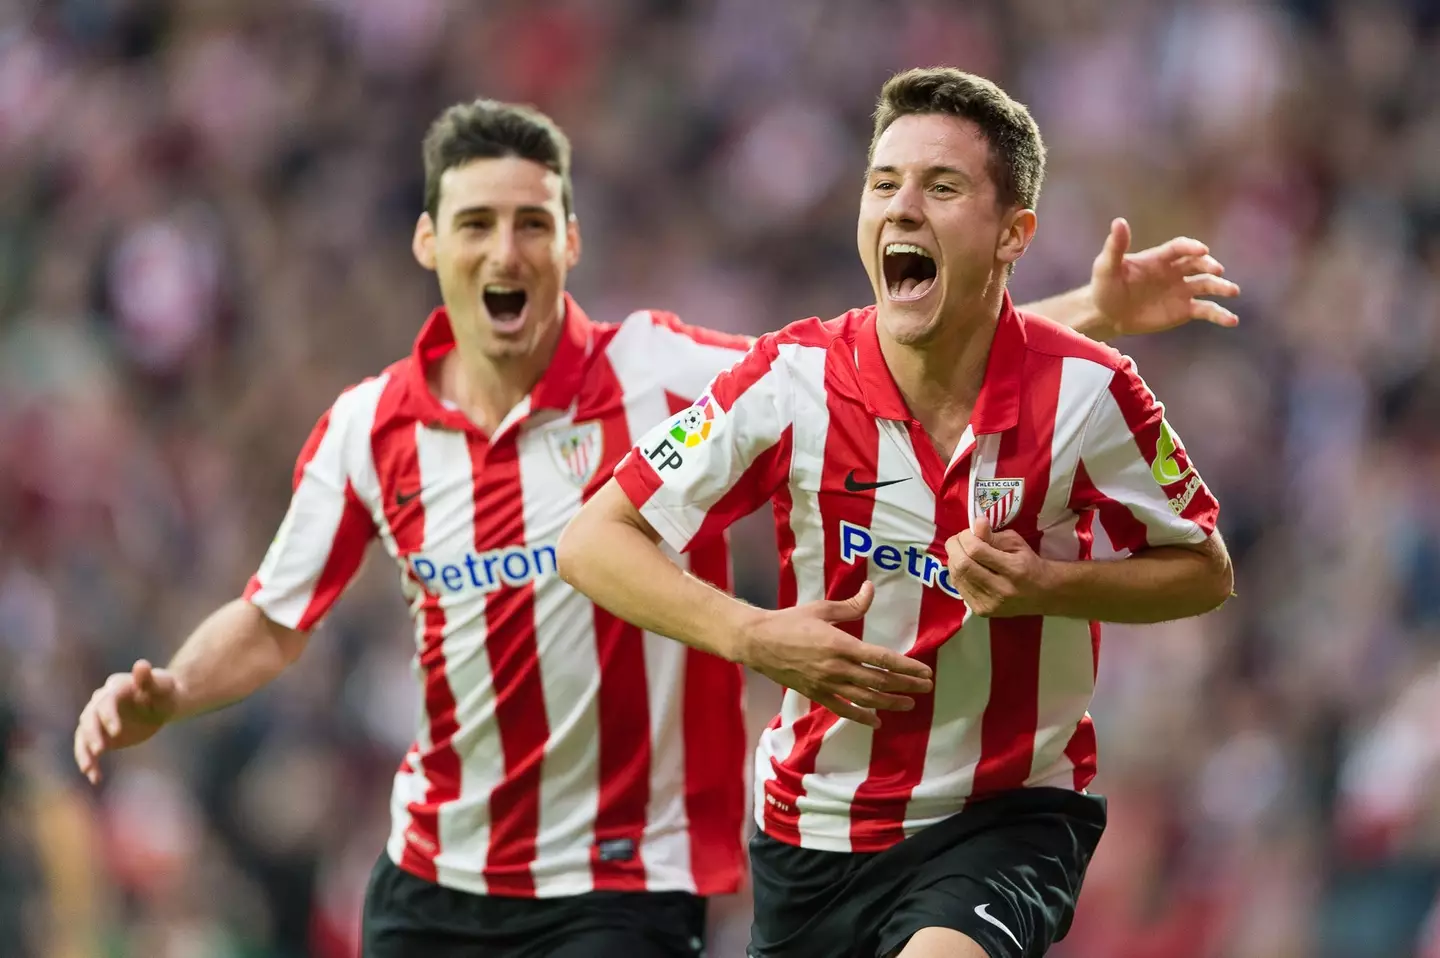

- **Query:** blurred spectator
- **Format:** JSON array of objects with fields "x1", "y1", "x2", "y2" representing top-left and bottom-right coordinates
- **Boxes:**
[{"x1": 3, "y1": 0, "x2": 1439, "y2": 954}]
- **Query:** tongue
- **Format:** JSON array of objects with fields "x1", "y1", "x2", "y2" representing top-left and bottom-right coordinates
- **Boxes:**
[{"x1": 896, "y1": 275, "x2": 934, "y2": 299}]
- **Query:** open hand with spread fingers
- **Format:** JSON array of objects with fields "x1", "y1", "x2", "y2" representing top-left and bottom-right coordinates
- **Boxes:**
[
  {"x1": 945, "y1": 518, "x2": 1052, "y2": 618},
  {"x1": 74, "y1": 659, "x2": 181, "y2": 785},
  {"x1": 1091, "y1": 217, "x2": 1240, "y2": 339},
  {"x1": 736, "y1": 581, "x2": 934, "y2": 728}
]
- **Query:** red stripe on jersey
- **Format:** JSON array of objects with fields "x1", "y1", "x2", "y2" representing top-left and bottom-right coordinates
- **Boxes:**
[
  {"x1": 690, "y1": 425, "x2": 793, "y2": 548},
  {"x1": 971, "y1": 351, "x2": 1062, "y2": 798},
  {"x1": 683, "y1": 543, "x2": 747, "y2": 895},
  {"x1": 1069, "y1": 460, "x2": 1149, "y2": 555},
  {"x1": 584, "y1": 355, "x2": 650, "y2": 892},
  {"x1": 614, "y1": 453, "x2": 663, "y2": 509},
  {"x1": 646, "y1": 309, "x2": 755, "y2": 352},
  {"x1": 1064, "y1": 713, "x2": 1099, "y2": 792},
  {"x1": 370, "y1": 403, "x2": 461, "y2": 884},
  {"x1": 848, "y1": 451, "x2": 973, "y2": 850},
  {"x1": 763, "y1": 357, "x2": 879, "y2": 843},
  {"x1": 294, "y1": 480, "x2": 376, "y2": 631},
  {"x1": 475, "y1": 434, "x2": 549, "y2": 897},
  {"x1": 1104, "y1": 363, "x2": 1219, "y2": 533},
  {"x1": 1062, "y1": 619, "x2": 1102, "y2": 790}
]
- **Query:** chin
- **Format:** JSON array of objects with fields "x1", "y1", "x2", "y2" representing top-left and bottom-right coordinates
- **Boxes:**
[{"x1": 877, "y1": 302, "x2": 942, "y2": 346}]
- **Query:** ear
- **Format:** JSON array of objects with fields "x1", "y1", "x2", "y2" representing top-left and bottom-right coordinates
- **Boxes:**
[
  {"x1": 997, "y1": 207, "x2": 1038, "y2": 267},
  {"x1": 565, "y1": 215, "x2": 582, "y2": 270},
  {"x1": 413, "y1": 212, "x2": 437, "y2": 271}
]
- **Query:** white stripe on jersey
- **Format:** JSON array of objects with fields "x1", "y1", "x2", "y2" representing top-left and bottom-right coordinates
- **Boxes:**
[
  {"x1": 753, "y1": 343, "x2": 829, "y2": 824},
  {"x1": 520, "y1": 422, "x2": 603, "y2": 896}
]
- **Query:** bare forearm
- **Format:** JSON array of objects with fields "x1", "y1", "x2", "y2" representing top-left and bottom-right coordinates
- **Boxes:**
[
  {"x1": 167, "y1": 599, "x2": 308, "y2": 720},
  {"x1": 557, "y1": 503, "x2": 759, "y2": 662},
  {"x1": 1039, "y1": 545, "x2": 1233, "y2": 623},
  {"x1": 1020, "y1": 286, "x2": 1112, "y2": 342}
]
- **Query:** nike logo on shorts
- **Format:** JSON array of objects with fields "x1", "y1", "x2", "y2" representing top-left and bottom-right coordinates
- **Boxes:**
[{"x1": 974, "y1": 903, "x2": 1022, "y2": 951}]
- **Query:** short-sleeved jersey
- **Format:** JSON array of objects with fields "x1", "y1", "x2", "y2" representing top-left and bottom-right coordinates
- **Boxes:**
[
  {"x1": 614, "y1": 294, "x2": 1220, "y2": 853},
  {"x1": 245, "y1": 295, "x2": 753, "y2": 897}
]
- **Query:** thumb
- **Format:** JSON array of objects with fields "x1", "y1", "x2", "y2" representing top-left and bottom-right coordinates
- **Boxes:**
[
  {"x1": 1099, "y1": 217, "x2": 1130, "y2": 272},
  {"x1": 133, "y1": 660, "x2": 176, "y2": 702},
  {"x1": 828, "y1": 580, "x2": 875, "y2": 621},
  {"x1": 970, "y1": 516, "x2": 993, "y2": 544}
]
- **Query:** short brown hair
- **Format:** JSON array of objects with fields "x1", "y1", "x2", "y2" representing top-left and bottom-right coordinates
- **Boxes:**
[
  {"x1": 422, "y1": 99, "x2": 574, "y2": 219},
  {"x1": 870, "y1": 68, "x2": 1045, "y2": 211}
]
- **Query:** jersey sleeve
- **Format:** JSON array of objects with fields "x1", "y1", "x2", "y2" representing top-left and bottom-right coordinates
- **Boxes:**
[
  {"x1": 1068, "y1": 356, "x2": 1219, "y2": 555},
  {"x1": 637, "y1": 309, "x2": 756, "y2": 402},
  {"x1": 613, "y1": 332, "x2": 792, "y2": 553},
  {"x1": 243, "y1": 386, "x2": 380, "y2": 630}
]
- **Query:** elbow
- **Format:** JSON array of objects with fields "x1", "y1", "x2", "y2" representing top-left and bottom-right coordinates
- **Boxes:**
[
  {"x1": 1198, "y1": 543, "x2": 1234, "y2": 614},
  {"x1": 555, "y1": 515, "x2": 592, "y2": 590}
]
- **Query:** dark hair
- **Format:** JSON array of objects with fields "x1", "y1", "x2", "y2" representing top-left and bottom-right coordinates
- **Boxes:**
[
  {"x1": 870, "y1": 68, "x2": 1045, "y2": 211},
  {"x1": 422, "y1": 99, "x2": 574, "y2": 219}
]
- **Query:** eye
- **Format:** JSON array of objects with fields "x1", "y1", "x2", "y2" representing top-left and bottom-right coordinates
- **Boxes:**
[
  {"x1": 520, "y1": 217, "x2": 550, "y2": 233},
  {"x1": 931, "y1": 183, "x2": 956, "y2": 194},
  {"x1": 872, "y1": 180, "x2": 897, "y2": 193}
]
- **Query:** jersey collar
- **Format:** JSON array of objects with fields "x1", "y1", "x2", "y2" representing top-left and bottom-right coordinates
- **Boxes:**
[
  {"x1": 404, "y1": 292, "x2": 596, "y2": 431},
  {"x1": 855, "y1": 290, "x2": 1025, "y2": 436}
]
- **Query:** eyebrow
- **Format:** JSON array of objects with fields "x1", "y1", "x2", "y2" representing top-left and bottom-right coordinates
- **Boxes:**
[
  {"x1": 450, "y1": 204, "x2": 555, "y2": 221},
  {"x1": 868, "y1": 164, "x2": 973, "y2": 181}
]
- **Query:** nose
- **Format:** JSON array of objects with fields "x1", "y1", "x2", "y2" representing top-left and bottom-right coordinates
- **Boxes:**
[
  {"x1": 885, "y1": 180, "x2": 924, "y2": 227},
  {"x1": 489, "y1": 222, "x2": 521, "y2": 275}
]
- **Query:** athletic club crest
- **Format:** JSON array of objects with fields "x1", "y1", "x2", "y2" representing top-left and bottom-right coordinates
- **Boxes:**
[
  {"x1": 547, "y1": 421, "x2": 604, "y2": 487},
  {"x1": 973, "y1": 478, "x2": 1024, "y2": 530}
]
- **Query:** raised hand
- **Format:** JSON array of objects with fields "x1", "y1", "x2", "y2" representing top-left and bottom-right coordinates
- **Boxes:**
[
  {"x1": 1091, "y1": 217, "x2": 1240, "y2": 339},
  {"x1": 737, "y1": 581, "x2": 934, "y2": 728},
  {"x1": 74, "y1": 659, "x2": 181, "y2": 784}
]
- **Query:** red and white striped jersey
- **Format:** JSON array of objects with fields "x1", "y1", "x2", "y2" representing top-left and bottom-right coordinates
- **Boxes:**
[
  {"x1": 615, "y1": 293, "x2": 1220, "y2": 854},
  {"x1": 245, "y1": 295, "x2": 753, "y2": 896}
]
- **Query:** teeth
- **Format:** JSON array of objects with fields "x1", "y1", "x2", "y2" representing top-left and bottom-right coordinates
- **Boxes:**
[
  {"x1": 484, "y1": 284, "x2": 524, "y2": 294},
  {"x1": 885, "y1": 243, "x2": 933, "y2": 259}
]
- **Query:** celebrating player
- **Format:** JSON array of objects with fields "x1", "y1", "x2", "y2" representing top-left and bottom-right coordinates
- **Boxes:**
[
  {"x1": 75, "y1": 93, "x2": 1235, "y2": 958},
  {"x1": 558, "y1": 68, "x2": 1233, "y2": 958}
]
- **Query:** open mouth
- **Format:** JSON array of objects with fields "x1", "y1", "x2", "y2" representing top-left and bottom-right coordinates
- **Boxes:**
[
  {"x1": 882, "y1": 243, "x2": 937, "y2": 302},
  {"x1": 482, "y1": 284, "x2": 528, "y2": 334}
]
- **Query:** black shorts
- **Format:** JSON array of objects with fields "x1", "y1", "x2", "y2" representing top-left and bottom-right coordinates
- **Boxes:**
[
  {"x1": 748, "y1": 788, "x2": 1107, "y2": 958},
  {"x1": 362, "y1": 852, "x2": 708, "y2": 958}
]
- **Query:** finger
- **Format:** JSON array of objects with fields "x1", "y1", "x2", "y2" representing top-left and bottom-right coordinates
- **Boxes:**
[
  {"x1": 1184, "y1": 274, "x2": 1241, "y2": 300},
  {"x1": 954, "y1": 533, "x2": 1014, "y2": 575},
  {"x1": 989, "y1": 530, "x2": 1030, "y2": 553},
  {"x1": 1172, "y1": 254, "x2": 1225, "y2": 277},
  {"x1": 954, "y1": 559, "x2": 1011, "y2": 611},
  {"x1": 845, "y1": 642, "x2": 934, "y2": 686},
  {"x1": 812, "y1": 691, "x2": 881, "y2": 728},
  {"x1": 970, "y1": 516, "x2": 992, "y2": 543},
  {"x1": 834, "y1": 659, "x2": 931, "y2": 696},
  {"x1": 1100, "y1": 217, "x2": 1130, "y2": 271},
  {"x1": 95, "y1": 692, "x2": 123, "y2": 739},
  {"x1": 77, "y1": 707, "x2": 108, "y2": 766},
  {"x1": 827, "y1": 580, "x2": 875, "y2": 621},
  {"x1": 1146, "y1": 235, "x2": 1208, "y2": 261},
  {"x1": 132, "y1": 659, "x2": 154, "y2": 694},
  {"x1": 73, "y1": 723, "x2": 94, "y2": 778},
  {"x1": 834, "y1": 684, "x2": 916, "y2": 712},
  {"x1": 1189, "y1": 299, "x2": 1240, "y2": 327}
]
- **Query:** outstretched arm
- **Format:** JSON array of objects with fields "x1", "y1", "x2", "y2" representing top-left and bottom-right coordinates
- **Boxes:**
[{"x1": 1020, "y1": 218, "x2": 1240, "y2": 342}]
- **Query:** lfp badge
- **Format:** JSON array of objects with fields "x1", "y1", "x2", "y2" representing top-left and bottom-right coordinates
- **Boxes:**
[{"x1": 670, "y1": 395, "x2": 715, "y2": 447}]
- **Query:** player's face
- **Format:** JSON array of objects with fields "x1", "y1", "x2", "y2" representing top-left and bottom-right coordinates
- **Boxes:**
[
  {"x1": 413, "y1": 156, "x2": 580, "y2": 362},
  {"x1": 858, "y1": 113, "x2": 1035, "y2": 345}
]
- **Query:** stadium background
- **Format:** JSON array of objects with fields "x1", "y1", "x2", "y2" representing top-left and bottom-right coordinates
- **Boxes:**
[{"x1": 3, "y1": 0, "x2": 1440, "y2": 955}]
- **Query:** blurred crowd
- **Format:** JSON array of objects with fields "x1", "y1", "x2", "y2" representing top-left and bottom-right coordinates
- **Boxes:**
[{"x1": 3, "y1": 0, "x2": 1440, "y2": 955}]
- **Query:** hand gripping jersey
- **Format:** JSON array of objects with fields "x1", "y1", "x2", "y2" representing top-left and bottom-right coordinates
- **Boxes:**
[{"x1": 616, "y1": 294, "x2": 1220, "y2": 853}]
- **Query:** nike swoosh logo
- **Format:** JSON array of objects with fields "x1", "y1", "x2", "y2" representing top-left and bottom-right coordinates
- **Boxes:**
[
  {"x1": 395, "y1": 489, "x2": 422, "y2": 507},
  {"x1": 974, "y1": 904, "x2": 1021, "y2": 951},
  {"x1": 843, "y1": 470, "x2": 909, "y2": 493}
]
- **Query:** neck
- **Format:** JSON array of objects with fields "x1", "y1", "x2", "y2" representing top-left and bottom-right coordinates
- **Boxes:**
[
  {"x1": 438, "y1": 314, "x2": 565, "y2": 435},
  {"x1": 878, "y1": 284, "x2": 1005, "y2": 457}
]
